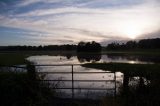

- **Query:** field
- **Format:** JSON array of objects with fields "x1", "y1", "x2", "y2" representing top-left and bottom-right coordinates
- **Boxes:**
[
  {"x1": 102, "y1": 49, "x2": 160, "y2": 56},
  {"x1": 1, "y1": 50, "x2": 160, "y2": 105},
  {"x1": 82, "y1": 62, "x2": 160, "y2": 106},
  {"x1": 0, "y1": 51, "x2": 76, "y2": 65},
  {"x1": 0, "y1": 49, "x2": 160, "y2": 65}
]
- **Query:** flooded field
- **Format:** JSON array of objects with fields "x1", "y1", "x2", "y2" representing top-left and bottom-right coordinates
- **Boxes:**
[{"x1": 26, "y1": 53, "x2": 160, "y2": 99}]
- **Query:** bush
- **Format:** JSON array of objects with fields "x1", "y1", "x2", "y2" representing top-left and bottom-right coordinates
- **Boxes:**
[{"x1": 0, "y1": 68, "x2": 54, "y2": 106}]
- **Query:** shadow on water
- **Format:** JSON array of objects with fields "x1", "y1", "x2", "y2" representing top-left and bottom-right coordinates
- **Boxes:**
[{"x1": 77, "y1": 53, "x2": 101, "y2": 63}]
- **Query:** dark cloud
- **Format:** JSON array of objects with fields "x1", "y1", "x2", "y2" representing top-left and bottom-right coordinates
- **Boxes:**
[{"x1": 140, "y1": 30, "x2": 160, "y2": 39}]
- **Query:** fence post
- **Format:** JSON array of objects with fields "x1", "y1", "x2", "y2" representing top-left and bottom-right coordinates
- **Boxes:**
[
  {"x1": 71, "y1": 65, "x2": 74, "y2": 99},
  {"x1": 27, "y1": 63, "x2": 36, "y2": 80},
  {"x1": 114, "y1": 72, "x2": 116, "y2": 97}
]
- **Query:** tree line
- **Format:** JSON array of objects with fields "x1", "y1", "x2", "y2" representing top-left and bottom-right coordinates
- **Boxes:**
[
  {"x1": 0, "y1": 38, "x2": 160, "y2": 52},
  {"x1": 77, "y1": 41, "x2": 101, "y2": 52},
  {"x1": 106, "y1": 38, "x2": 160, "y2": 50},
  {"x1": 0, "y1": 41, "x2": 102, "y2": 52},
  {"x1": 0, "y1": 45, "x2": 77, "y2": 51}
]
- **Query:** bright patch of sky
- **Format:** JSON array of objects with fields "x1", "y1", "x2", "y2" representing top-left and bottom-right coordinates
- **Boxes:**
[{"x1": 0, "y1": 0, "x2": 160, "y2": 45}]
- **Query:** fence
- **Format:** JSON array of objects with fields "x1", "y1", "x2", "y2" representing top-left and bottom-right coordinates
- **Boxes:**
[
  {"x1": 34, "y1": 64, "x2": 117, "y2": 99},
  {"x1": 2, "y1": 64, "x2": 117, "y2": 99}
]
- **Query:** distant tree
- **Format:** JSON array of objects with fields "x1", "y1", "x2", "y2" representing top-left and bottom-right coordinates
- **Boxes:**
[
  {"x1": 126, "y1": 41, "x2": 137, "y2": 49},
  {"x1": 106, "y1": 38, "x2": 160, "y2": 50},
  {"x1": 38, "y1": 45, "x2": 42, "y2": 50},
  {"x1": 77, "y1": 41, "x2": 86, "y2": 52},
  {"x1": 0, "y1": 44, "x2": 77, "y2": 51},
  {"x1": 91, "y1": 41, "x2": 101, "y2": 52},
  {"x1": 77, "y1": 41, "x2": 101, "y2": 52},
  {"x1": 138, "y1": 38, "x2": 160, "y2": 49},
  {"x1": 106, "y1": 42, "x2": 120, "y2": 50}
]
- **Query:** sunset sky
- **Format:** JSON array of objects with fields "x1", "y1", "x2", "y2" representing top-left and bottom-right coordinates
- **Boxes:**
[{"x1": 0, "y1": 0, "x2": 160, "y2": 46}]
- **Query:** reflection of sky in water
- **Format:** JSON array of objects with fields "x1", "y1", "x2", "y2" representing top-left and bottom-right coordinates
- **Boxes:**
[
  {"x1": 27, "y1": 55, "x2": 125, "y2": 99},
  {"x1": 27, "y1": 55, "x2": 80, "y2": 64},
  {"x1": 27, "y1": 54, "x2": 157, "y2": 65},
  {"x1": 100, "y1": 55, "x2": 154, "y2": 64},
  {"x1": 27, "y1": 55, "x2": 153, "y2": 99},
  {"x1": 27, "y1": 55, "x2": 154, "y2": 98}
]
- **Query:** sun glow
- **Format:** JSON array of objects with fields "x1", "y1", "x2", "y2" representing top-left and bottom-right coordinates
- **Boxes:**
[
  {"x1": 119, "y1": 22, "x2": 144, "y2": 39},
  {"x1": 124, "y1": 27, "x2": 141, "y2": 39}
]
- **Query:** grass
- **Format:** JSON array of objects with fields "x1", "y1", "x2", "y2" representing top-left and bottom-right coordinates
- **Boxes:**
[
  {"x1": 0, "y1": 65, "x2": 102, "y2": 106},
  {"x1": 82, "y1": 62, "x2": 160, "y2": 106},
  {"x1": 0, "y1": 65, "x2": 55, "y2": 106},
  {"x1": 0, "y1": 52, "x2": 27, "y2": 66},
  {"x1": 102, "y1": 49, "x2": 160, "y2": 56},
  {"x1": 0, "y1": 49, "x2": 160, "y2": 66},
  {"x1": 0, "y1": 51, "x2": 77, "y2": 66},
  {"x1": 82, "y1": 63, "x2": 160, "y2": 76},
  {"x1": 1, "y1": 50, "x2": 160, "y2": 106}
]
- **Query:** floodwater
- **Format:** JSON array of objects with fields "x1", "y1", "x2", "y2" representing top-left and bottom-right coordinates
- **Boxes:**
[{"x1": 27, "y1": 54, "x2": 160, "y2": 99}]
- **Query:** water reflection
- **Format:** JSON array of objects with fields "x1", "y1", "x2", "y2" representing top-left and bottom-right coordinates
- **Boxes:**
[
  {"x1": 69, "y1": 53, "x2": 160, "y2": 63},
  {"x1": 106, "y1": 53, "x2": 160, "y2": 64},
  {"x1": 77, "y1": 53, "x2": 101, "y2": 63},
  {"x1": 63, "y1": 53, "x2": 73, "y2": 59},
  {"x1": 36, "y1": 66, "x2": 118, "y2": 99},
  {"x1": 27, "y1": 53, "x2": 160, "y2": 64},
  {"x1": 37, "y1": 65, "x2": 160, "y2": 101},
  {"x1": 27, "y1": 54, "x2": 160, "y2": 100}
]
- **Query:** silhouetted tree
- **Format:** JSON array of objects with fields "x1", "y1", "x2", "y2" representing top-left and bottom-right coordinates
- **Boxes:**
[
  {"x1": 126, "y1": 41, "x2": 137, "y2": 49},
  {"x1": 0, "y1": 45, "x2": 77, "y2": 51},
  {"x1": 107, "y1": 42, "x2": 120, "y2": 50},
  {"x1": 106, "y1": 38, "x2": 160, "y2": 50},
  {"x1": 77, "y1": 41, "x2": 101, "y2": 52}
]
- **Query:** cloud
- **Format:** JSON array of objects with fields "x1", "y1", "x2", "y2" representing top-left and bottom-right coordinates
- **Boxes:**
[
  {"x1": 140, "y1": 30, "x2": 160, "y2": 39},
  {"x1": 17, "y1": 0, "x2": 42, "y2": 7},
  {"x1": 17, "y1": 7, "x2": 110, "y2": 17},
  {"x1": 16, "y1": 0, "x2": 89, "y2": 7},
  {"x1": 0, "y1": 0, "x2": 160, "y2": 45},
  {"x1": 16, "y1": 0, "x2": 147, "y2": 8}
]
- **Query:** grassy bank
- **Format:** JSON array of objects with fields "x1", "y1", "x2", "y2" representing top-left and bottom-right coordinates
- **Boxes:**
[
  {"x1": 0, "y1": 51, "x2": 76, "y2": 66},
  {"x1": 0, "y1": 49, "x2": 160, "y2": 66},
  {"x1": 82, "y1": 63, "x2": 160, "y2": 76},
  {"x1": 82, "y1": 63, "x2": 160, "y2": 106},
  {"x1": 0, "y1": 65, "x2": 102, "y2": 106},
  {"x1": 0, "y1": 66, "x2": 55, "y2": 106},
  {"x1": 102, "y1": 49, "x2": 160, "y2": 56},
  {"x1": 0, "y1": 52, "x2": 27, "y2": 66}
]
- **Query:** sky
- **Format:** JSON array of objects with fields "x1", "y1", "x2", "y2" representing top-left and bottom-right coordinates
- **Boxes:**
[{"x1": 0, "y1": 0, "x2": 160, "y2": 46}]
